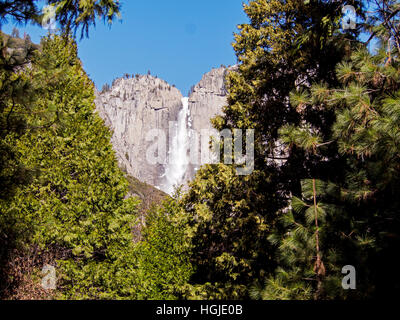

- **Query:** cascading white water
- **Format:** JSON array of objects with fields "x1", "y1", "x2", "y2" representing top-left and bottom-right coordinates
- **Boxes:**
[{"x1": 162, "y1": 97, "x2": 190, "y2": 195}]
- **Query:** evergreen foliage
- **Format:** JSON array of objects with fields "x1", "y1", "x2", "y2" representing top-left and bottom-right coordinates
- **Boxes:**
[
  {"x1": 134, "y1": 197, "x2": 193, "y2": 299},
  {"x1": 275, "y1": 25, "x2": 400, "y2": 298},
  {"x1": 219, "y1": 0, "x2": 400, "y2": 299},
  {"x1": 181, "y1": 164, "x2": 273, "y2": 299},
  {"x1": 11, "y1": 27, "x2": 19, "y2": 38},
  {"x1": 180, "y1": 0, "x2": 360, "y2": 299},
  {"x1": 0, "y1": 35, "x2": 192, "y2": 299},
  {"x1": 0, "y1": 35, "x2": 139, "y2": 299},
  {"x1": 0, "y1": 0, "x2": 121, "y2": 38},
  {"x1": 180, "y1": 0, "x2": 400, "y2": 299},
  {"x1": 2, "y1": 0, "x2": 400, "y2": 300}
]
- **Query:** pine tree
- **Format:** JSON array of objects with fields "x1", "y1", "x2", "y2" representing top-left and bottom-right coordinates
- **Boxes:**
[
  {"x1": 101, "y1": 83, "x2": 110, "y2": 92},
  {"x1": 135, "y1": 197, "x2": 193, "y2": 299},
  {"x1": 270, "y1": 0, "x2": 400, "y2": 298},
  {"x1": 0, "y1": 31, "x2": 40, "y2": 291},
  {"x1": 11, "y1": 27, "x2": 19, "y2": 38},
  {"x1": 0, "y1": 0, "x2": 123, "y2": 297},
  {"x1": 0, "y1": 0, "x2": 121, "y2": 38},
  {"x1": 181, "y1": 0, "x2": 363, "y2": 299},
  {"x1": 0, "y1": 35, "x2": 141, "y2": 299},
  {"x1": 251, "y1": 179, "x2": 354, "y2": 300}
]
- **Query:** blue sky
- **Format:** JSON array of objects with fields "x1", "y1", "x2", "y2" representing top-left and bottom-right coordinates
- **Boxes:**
[{"x1": 2, "y1": 0, "x2": 248, "y2": 95}]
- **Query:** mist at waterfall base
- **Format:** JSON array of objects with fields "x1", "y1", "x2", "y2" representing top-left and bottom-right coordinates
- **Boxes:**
[{"x1": 162, "y1": 97, "x2": 191, "y2": 195}]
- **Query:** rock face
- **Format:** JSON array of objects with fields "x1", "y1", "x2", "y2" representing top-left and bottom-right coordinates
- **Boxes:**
[
  {"x1": 188, "y1": 67, "x2": 228, "y2": 132},
  {"x1": 184, "y1": 67, "x2": 229, "y2": 182},
  {"x1": 95, "y1": 75, "x2": 182, "y2": 187},
  {"x1": 95, "y1": 67, "x2": 230, "y2": 193}
]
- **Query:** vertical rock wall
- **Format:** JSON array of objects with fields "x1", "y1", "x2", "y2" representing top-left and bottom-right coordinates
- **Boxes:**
[
  {"x1": 184, "y1": 67, "x2": 229, "y2": 183},
  {"x1": 95, "y1": 75, "x2": 182, "y2": 188},
  {"x1": 95, "y1": 67, "x2": 231, "y2": 192}
]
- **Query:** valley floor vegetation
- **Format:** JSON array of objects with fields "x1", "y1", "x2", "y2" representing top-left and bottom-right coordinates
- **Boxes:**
[{"x1": 1, "y1": 0, "x2": 400, "y2": 299}]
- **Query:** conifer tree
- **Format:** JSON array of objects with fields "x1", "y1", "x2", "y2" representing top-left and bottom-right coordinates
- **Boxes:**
[
  {"x1": 268, "y1": 0, "x2": 400, "y2": 299},
  {"x1": 0, "y1": 35, "x2": 141, "y2": 299},
  {"x1": 181, "y1": 0, "x2": 363, "y2": 299},
  {"x1": 135, "y1": 197, "x2": 193, "y2": 299},
  {"x1": 0, "y1": 0, "x2": 123, "y2": 297},
  {"x1": 0, "y1": 0, "x2": 121, "y2": 38},
  {"x1": 250, "y1": 179, "x2": 328, "y2": 300},
  {"x1": 11, "y1": 27, "x2": 19, "y2": 38}
]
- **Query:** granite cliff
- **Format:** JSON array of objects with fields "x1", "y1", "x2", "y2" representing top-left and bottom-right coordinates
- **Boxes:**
[{"x1": 94, "y1": 67, "x2": 231, "y2": 193}]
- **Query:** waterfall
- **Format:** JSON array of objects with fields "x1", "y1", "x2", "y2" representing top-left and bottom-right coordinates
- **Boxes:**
[{"x1": 162, "y1": 97, "x2": 190, "y2": 195}]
